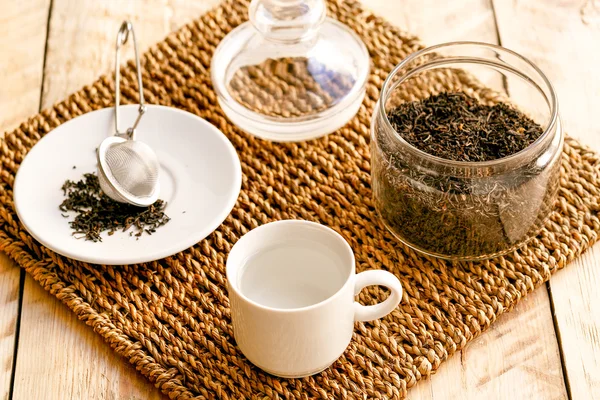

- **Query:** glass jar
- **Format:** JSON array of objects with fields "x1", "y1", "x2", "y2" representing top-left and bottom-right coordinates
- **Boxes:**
[{"x1": 370, "y1": 42, "x2": 563, "y2": 261}]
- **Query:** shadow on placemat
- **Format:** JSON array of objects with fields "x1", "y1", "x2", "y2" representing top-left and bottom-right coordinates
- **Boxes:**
[{"x1": 0, "y1": 0, "x2": 599, "y2": 398}]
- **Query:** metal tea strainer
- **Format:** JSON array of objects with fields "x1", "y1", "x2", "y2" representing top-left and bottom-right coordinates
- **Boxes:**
[{"x1": 97, "y1": 21, "x2": 160, "y2": 207}]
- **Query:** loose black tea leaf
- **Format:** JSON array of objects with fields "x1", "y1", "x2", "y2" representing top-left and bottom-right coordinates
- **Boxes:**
[
  {"x1": 387, "y1": 92, "x2": 544, "y2": 162},
  {"x1": 60, "y1": 173, "x2": 170, "y2": 242},
  {"x1": 373, "y1": 91, "x2": 560, "y2": 259}
]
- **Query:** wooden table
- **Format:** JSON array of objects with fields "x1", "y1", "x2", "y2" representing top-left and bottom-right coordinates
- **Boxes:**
[{"x1": 1, "y1": 1, "x2": 599, "y2": 398}]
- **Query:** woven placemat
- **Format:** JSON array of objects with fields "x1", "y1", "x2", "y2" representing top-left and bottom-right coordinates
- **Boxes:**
[{"x1": 1, "y1": 0, "x2": 599, "y2": 398}]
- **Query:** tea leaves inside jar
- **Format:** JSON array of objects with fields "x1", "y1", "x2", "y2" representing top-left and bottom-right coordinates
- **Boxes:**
[
  {"x1": 387, "y1": 92, "x2": 543, "y2": 162},
  {"x1": 374, "y1": 91, "x2": 559, "y2": 259}
]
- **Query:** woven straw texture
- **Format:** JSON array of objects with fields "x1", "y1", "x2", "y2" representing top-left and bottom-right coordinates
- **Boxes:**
[{"x1": 1, "y1": 0, "x2": 599, "y2": 398}]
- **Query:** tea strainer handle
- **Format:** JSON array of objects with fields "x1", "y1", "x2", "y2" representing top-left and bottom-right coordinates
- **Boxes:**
[{"x1": 114, "y1": 20, "x2": 146, "y2": 140}]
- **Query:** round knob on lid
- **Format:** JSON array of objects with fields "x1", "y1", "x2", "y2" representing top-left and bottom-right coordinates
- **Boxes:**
[{"x1": 249, "y1": 0, "x2": 326, "y2": 42}]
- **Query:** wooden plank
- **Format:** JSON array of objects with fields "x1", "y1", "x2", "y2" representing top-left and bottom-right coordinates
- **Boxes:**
[
  {"x1": 0, "y1": 0, "x2": 50, "y2": 133},
  {"x1": 492, "y1": 1, "x2": 600, "y2": 398},
  {"x1": 364, "y1": 1, "x2": 569, "y2": 399},
  {"x1": 0, "y1": 254, "x2": 22, "y2": 400},
  {"x1": 365, "y1": 0, "x2": 498, "y2": 45},
  {"x1": 408, "y1": 289, "x2": 567, "y2": 399},
  {"x1": 0, "y1": 1, "x2": 50, "y2": 398},
  {"x1": 10, "y1": 0, "x2": 217, "y2": 399},
  {"x1": 551, "y1": 247, "x2": 600, "y2": 398},
  {"x1": 40, "y1": 0, "x2": 221, "y2": 108}
]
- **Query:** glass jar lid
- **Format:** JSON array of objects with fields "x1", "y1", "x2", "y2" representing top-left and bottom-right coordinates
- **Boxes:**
[{"x1": 211, "y1": 0, "x2": 370, "y2": 142}]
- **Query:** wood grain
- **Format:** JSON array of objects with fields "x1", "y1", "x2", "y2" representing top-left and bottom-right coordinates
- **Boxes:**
[
  {"x1": 365, "y1": 1, "x2": 569, "y2": 399},
  {"x1": 407, "y1": 289, "x2": 567, "y2": 400},
  {"x1": 40, "y1": 0, "x2": 221, "y2": 108},
  {"x1": 0, "y1": 0, "x2": 50, "y2": 133},
  {"x1": 492, "y1": 1, "x2": 600, "y2": 398},
  {"x1": 0, "y1": 1, "x2": 50, "y2": 399},
  {"x1": 552, "y1": 247, "x2": 600, "y2": 398},
  {"x1": 0, "y1": 254, "x2": 21, "y2": 400},
  {"x1": 366, "y1": 0, "x2": 498, "y2": 45}
]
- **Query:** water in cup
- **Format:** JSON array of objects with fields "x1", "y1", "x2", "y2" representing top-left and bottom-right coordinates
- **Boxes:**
[{"x1": 238, "y1": 240, "x2": 348, "y2": 309}]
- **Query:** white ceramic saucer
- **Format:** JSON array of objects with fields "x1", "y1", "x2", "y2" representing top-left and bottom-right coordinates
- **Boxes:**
[{"x1": 14, "y1": 105, "x2": 242, "y2": 265}]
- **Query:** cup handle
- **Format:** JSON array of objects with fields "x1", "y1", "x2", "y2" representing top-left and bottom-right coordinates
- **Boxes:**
[{"x1": 353, "y1": 270, "x2": 403, "y2": 322}]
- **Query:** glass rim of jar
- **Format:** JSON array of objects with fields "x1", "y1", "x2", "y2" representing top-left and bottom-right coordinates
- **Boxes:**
[{"x1": 378, "y1": 41, "x2": 559, "y2": 168}]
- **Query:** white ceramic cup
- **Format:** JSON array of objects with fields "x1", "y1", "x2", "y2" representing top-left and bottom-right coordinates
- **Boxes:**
[{"x1": 226, "y1": 220, "x2": 403, "y2": 378}]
